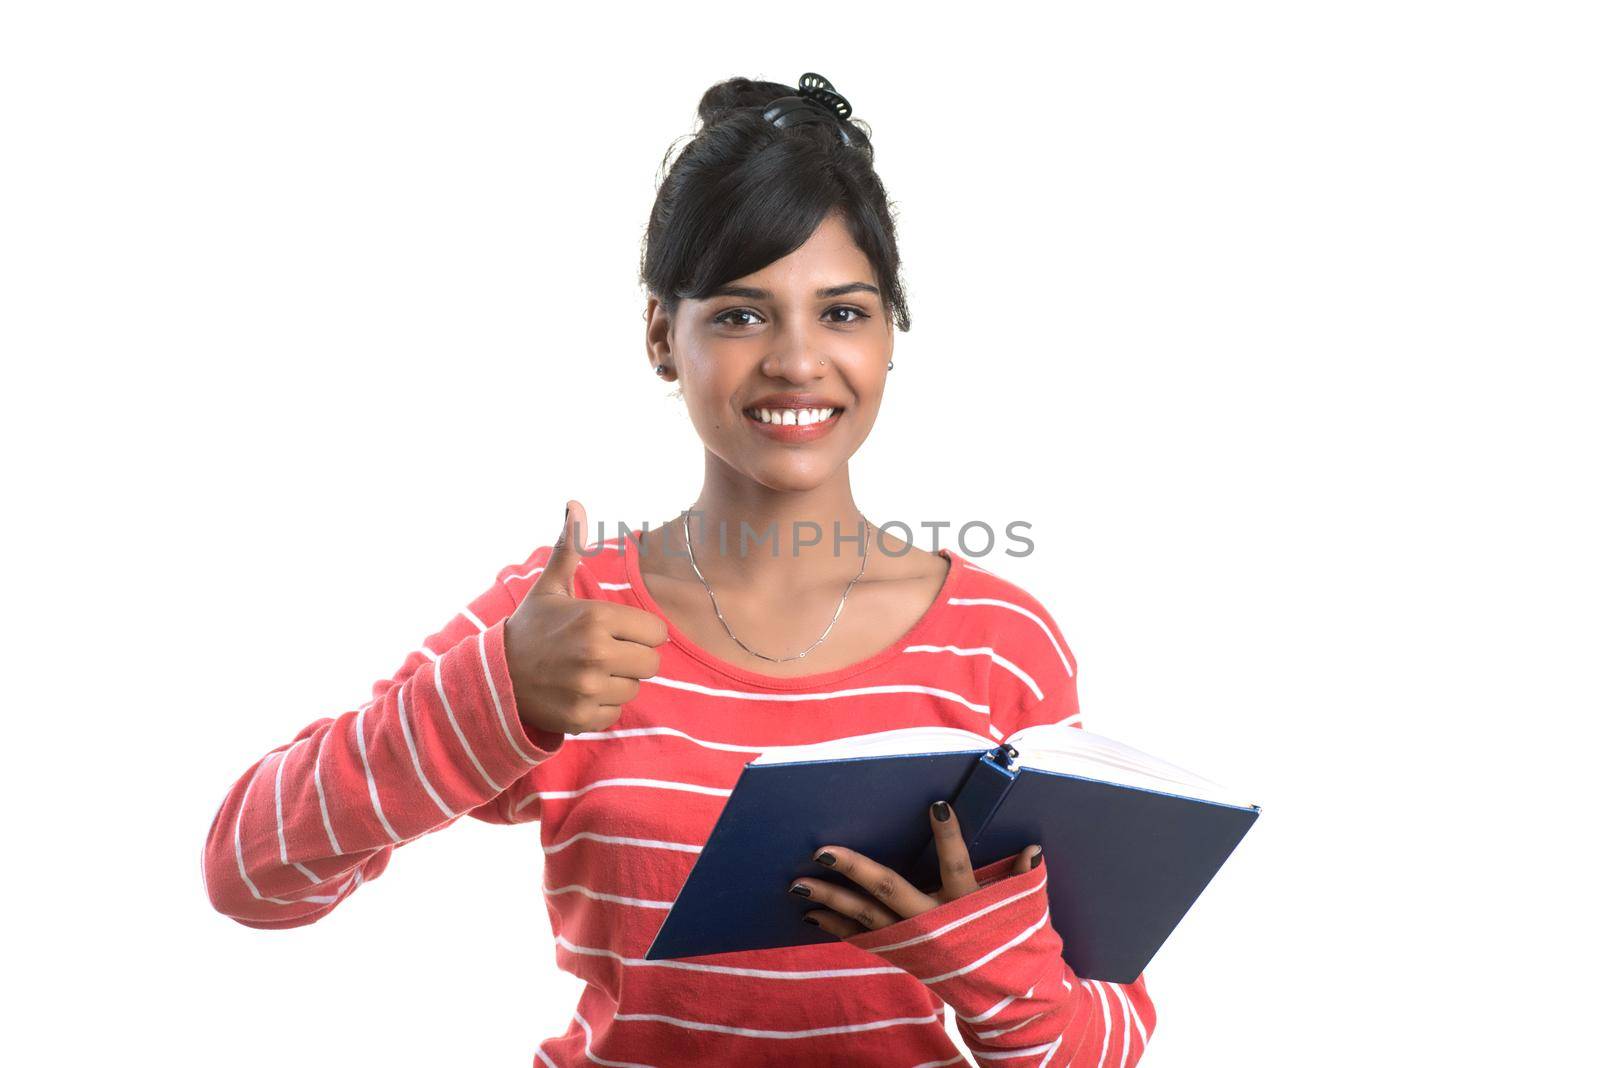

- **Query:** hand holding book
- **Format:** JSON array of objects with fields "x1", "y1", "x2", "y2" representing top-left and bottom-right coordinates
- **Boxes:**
[{"x1": 787, "y1": 798, "x2": 1042, "y2": 936}]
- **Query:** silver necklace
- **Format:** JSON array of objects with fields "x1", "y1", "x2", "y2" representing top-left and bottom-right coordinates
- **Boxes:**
[{"x1": 680, "y1": 510, "x2": 872, "y2": 663}]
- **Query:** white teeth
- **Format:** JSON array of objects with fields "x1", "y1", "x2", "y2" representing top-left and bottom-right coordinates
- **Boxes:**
[{"x1": 750, "y1": 407, "x2": 839, "y2": 425}]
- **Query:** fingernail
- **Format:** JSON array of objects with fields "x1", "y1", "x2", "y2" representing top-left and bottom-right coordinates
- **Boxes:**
[
  {"x1": 932, "y1": 800, "x2": 951, "y2": 822},
  {"x1": 1030, "y1": 847, "x2": 1043, "y2": 869},
  {"x1": 788, "y1": 883, "x2": 812, "y2": 898},
  {"x1": 802, "y1": 915, "x2": 821, "y2": 926},
  {"x1": 814, "y1": 850, "x2": 836, "y2": 867}
]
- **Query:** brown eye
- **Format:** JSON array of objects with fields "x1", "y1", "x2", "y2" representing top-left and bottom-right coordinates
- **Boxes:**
[
  {"x1": 713, "y1": 308, "x2": 763, "y2": 328},
  {"x1": 826, "y1": 306, "x2": 868, "y2": 324}
]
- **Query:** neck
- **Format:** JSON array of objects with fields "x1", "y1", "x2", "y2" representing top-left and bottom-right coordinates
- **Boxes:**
[{"x1": 673, "y1": 455, "x2": 872, "y2": 585}]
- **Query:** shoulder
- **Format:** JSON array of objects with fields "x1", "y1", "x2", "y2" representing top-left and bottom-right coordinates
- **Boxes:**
[
  {"x1": 948, "y1": 556, "x2": 1078, "y2": 680},
  {"x1": 945, "y1": 555, "x2": 1082, "y2": 737}
]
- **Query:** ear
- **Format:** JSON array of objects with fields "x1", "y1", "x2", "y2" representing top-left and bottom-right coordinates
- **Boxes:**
[{"x1": 645, "y1": 295, "x2": 676, "y2": 381}]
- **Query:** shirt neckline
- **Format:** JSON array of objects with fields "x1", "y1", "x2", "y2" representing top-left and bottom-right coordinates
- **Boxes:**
[{"x1": 621, "y1": 526, "x2": 969, "y2": 690}]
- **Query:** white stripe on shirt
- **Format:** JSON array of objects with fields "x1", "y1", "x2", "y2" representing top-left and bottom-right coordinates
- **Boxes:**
[{"x1": 947, "y1": 597, "x2": 1074, "y2": 678}]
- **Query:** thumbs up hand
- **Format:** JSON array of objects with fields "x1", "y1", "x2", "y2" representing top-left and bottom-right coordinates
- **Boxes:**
[{"x1": 504, "y1": 500, "x2": 670, "y2": 740}]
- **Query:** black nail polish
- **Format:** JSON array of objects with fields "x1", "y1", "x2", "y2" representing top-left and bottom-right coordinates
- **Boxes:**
[
  {"x1": 802, "y1": 915, "x2": 821, "y2": 926},
  {"x1": 788, "y1": 883, "x2": 811, "y2": 898},
  {"x1": 932, "y1": 800, "x2": 951, "y2": 822},
  {"x1": 1030, "y1": 848, "x2": 1043, "y2": 869},
  {"x1": 815, "y1": 850, "x2": 836, "y2": 867}
]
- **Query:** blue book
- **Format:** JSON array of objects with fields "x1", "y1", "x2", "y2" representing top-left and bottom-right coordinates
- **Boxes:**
[{"x1": 644, "y1": 723, "x2": 1260, "y2": 983}]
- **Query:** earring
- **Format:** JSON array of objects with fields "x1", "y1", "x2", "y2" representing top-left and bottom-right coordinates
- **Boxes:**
[
  {"x1": 654, "y1": 365, "x2": 669, "y2": 377},
  {"x1": 887, "y1": 360, "x2": 895, "y2": 370}
]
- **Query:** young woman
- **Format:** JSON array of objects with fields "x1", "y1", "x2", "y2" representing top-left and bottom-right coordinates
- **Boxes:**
[{"x1": 203, "y1": 73, "x2": 1157, "y2": 1066}]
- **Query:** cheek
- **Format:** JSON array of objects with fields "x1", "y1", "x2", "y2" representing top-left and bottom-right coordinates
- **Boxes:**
[
  {"x1": 679, "y1": 381, "x2": 733, "y2": 439},
  {"x1": 707, "y1": 375, "x2": 759, "y2": 433},
  {"x1": 847, "y1": 372, "x2": 888, "y2": 421}
]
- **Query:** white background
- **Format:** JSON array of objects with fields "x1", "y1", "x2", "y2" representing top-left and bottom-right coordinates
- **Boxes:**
[{"x1": 4, "y1": 3, "x2": 1595, "y2": 1065}]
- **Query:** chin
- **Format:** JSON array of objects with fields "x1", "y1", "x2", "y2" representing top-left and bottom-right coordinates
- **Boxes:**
[
  {"x1": 715, "y1": 448, "x2": 842, "y2": 494},
  {"x1": 748, "y1": 462, "x2": 838, "y2": 494}
]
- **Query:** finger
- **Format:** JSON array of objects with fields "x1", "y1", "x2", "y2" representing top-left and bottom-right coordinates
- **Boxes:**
[
  {"x1": 801, "y1": 908, "x2": 868, "y2": 939},
  {"x1": 603, "y1": 640, "x2": 661, "y2": 682},
  {"x1": 594, "y1": 674, "x2": 641, "y2": 708},
  {"x1": 594, "y1": 600, "x2": 671, "y2": 648},
  {"x1": 789, "y1": 877, "x2": 898, "y2": 931},
  {"x1": 811, "y1": 846, "x2": 935, "y2": 921},
  {"x1": 530, "y1": 499, "x2": 587, "y2": 597},
  {"x1": 929, "y1": 800, "x2": 979, "y2": 898},
  {"x1": 1012, "y1": 843, "x2": 1044, "y2": 877}
]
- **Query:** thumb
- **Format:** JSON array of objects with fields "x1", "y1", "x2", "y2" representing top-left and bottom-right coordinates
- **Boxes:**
[
  {"x1": 530, "y1": 499, "x2": 587, "y2": 597},
  {"x1": 1013, "y1": 843, "x2": 1043, "y2": 877}
]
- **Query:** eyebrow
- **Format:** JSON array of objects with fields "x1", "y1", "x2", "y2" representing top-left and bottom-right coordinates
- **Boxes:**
[{"x1": 707, "y1": 281, "x2": 880, "y2": 300}]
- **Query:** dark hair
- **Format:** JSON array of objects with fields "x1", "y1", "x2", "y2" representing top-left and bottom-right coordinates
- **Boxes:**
[{"x1": 639, "y1": 76, "x2": 911, "y2": 332}]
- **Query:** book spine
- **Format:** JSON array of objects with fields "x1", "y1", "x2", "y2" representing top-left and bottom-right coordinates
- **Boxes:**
[{"x1": 963, "y1": 748, "x2": 1021, "y2": 847}]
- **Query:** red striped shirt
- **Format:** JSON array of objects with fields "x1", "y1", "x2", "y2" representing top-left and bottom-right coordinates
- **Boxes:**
[{"x1": 203, "y1": 532, "x2": 1157, "y2": 1065}]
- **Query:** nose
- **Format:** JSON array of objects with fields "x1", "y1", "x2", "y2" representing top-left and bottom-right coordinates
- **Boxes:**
[{"x1": 759, "y1": 320, "x2": 828, "y2": 382}]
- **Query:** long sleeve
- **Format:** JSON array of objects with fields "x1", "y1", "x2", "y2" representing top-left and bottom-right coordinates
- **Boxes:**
[
  {"x1": 201, "y1": 558, "x2": 566, "y2": 928},
  {"x1": 845, "y1": 854, "x2": 1156, "y2": 1065}
]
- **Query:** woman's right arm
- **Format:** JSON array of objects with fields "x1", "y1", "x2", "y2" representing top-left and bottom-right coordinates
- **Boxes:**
[
  {"x1": 202, "y1": 502, "x2": 667, "y2": 929},
  {"x1": 201, "y1": 549, "x2": 565, "y2": 929}
]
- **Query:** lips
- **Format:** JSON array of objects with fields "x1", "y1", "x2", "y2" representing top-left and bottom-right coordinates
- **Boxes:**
[
  {"x1": 746, "y1": 405, "x2": 838, "y2": 427},
  {"x1": 744, "y1": 392, "x2": 847, "y2": 412},
  {"x1": 741, "y1": 395, "x2": 846, "y2": 444}
]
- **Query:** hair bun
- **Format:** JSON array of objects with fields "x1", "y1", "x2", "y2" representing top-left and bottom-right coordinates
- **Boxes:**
[{"x1": 696, "y1": 76, "x2": 793, "y2": 126}]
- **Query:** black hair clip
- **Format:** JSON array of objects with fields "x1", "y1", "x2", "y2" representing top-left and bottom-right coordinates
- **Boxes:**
[{"x1": 762, "y1": 72, "x2": 864, "y2": 148}]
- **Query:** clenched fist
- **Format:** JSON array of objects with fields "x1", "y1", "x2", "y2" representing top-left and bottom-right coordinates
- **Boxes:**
[{"x1": 504, "y1": 500, "x2": 669, "y2": 739}]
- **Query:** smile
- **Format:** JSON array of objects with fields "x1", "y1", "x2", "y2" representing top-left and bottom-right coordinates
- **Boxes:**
[
  {"x1": 742, "y1": 405, "x2": 844, "y2": 442},
  {"x1": 746, "y1": 407, "x2": 838, "y2": 426}
]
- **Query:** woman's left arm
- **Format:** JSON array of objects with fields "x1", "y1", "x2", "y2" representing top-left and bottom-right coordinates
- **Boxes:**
[{"x1": 798, "y1": 812, "x2": 1157, "y2": 1066}]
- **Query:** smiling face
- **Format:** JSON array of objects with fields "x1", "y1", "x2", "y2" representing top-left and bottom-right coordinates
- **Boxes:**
[{"x1": 645, "y1": 211, "x2": 895, "y2": 493}]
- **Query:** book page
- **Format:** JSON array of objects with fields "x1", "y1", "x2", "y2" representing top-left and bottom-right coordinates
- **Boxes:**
[
  {"x1": 748, "y1": 725, "x2": 994, "y2": 766},
  {"x1": 1007, "y1": 720, "x2": 1255, "y2": 808}
]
